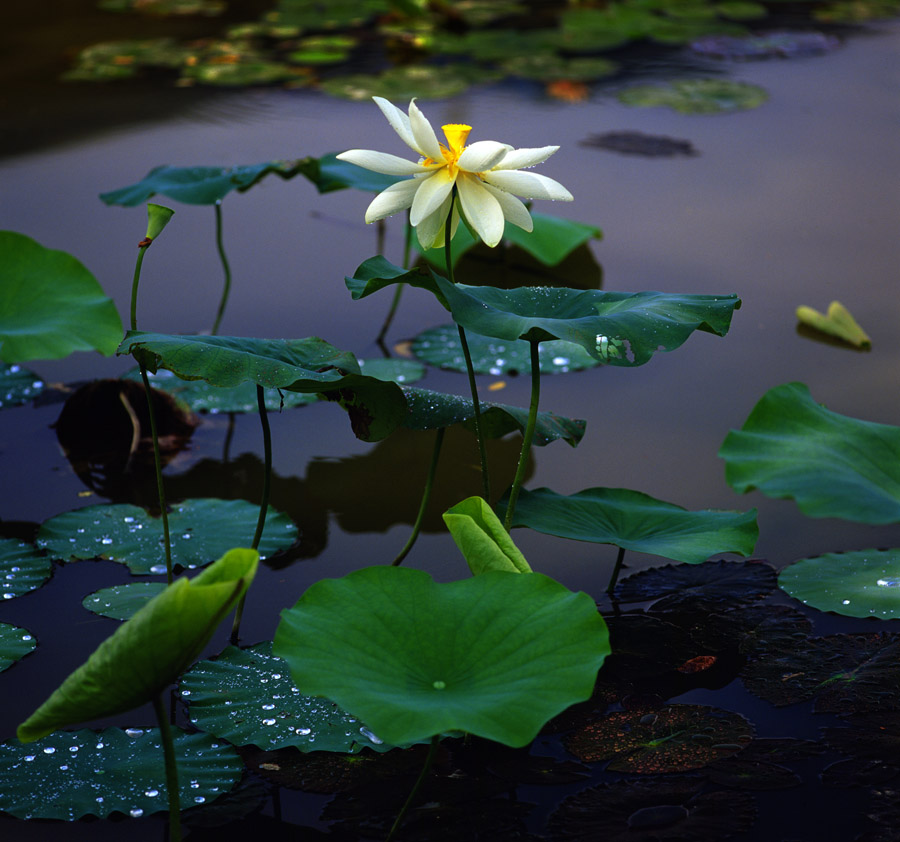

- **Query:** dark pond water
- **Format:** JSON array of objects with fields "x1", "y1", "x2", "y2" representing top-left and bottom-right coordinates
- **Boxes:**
[{"x1": 1, "y1": 2, "x2": 900, "y2": 840}]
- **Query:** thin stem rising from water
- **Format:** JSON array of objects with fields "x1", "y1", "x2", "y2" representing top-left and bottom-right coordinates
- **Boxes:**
[
  {"x1": 152, "y1": 693, "x2": 182, "y2": 842},
  {"x1": 385, "y1": 735, "x2": 440, "y2": 842},
  {"x1": 211, "y1": 201, "x2": 232, "y2": 336},
  {"x1": 392, "y1": 427, "x2": 445, "y2": 566},
  {"x1": 503, "y1": 339, "x2": 541, "y2": 531}
]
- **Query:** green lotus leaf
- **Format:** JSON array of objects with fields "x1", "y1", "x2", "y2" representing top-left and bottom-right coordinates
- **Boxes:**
[
  {"x1": 0, "y1": 232, "x2": 123, "y2": 363},
  {"x1": 346, "y1": 257, "x2": 740, "y2": 365},
  {"x1": 117, "y1": 331, "x2": 406, "y2": 441},
  {"x1": 443, "y1": 496, "x2": 532, "y2": 575},
  {"x1": 98, "y1": 0, "x2": 225, "y2": 15},
  {"x1": 0, "y1": 363, "x2": 45, "y2": 409},
  {"x1": 357, "y1": 357, "x2": 425, "y2": 384},
  {"x1": 0, "y1": 728, "x2": 242, "y2": 820},
  {"x1": 289, "y1": 35, "x2": 356, "y2": 64},
  {"x1": 83, "y1": 582, "x2": 168, "y2": 620},
  {"x1": 411, "y1": 324, "x2": 600, "y2": 375},
  {"x1": 182, "y1": 59, "x2": 310, "y2": 86},
  {"x1": 320, "y1": 63, "x2": 499, "y2": 101},
  {"x1": 720, "y1": 382, "x2": 900, "y2": 523},
  {"x1": 62, "y1": 38, "x2": 192, "y2": 81},
  {"x1": 298, "y1": 152, "x2": 400, "y2": 194},
  {"x1": 779, "y1": 550, "x2": 900, "y2": 619},
  {"x1": 18, "y1": 547, "x2": 258, "y2": 742},
  {"x1": 180, "y1": 642, "x2": 401, "y2": 752},
  {"x1": 37, "y1": 499, "x2": 295, "y2": 574},
  {"x1": 618, "y1": 79, "x2": 769, "y2": 113},
  {"x1": 0, "y1": 538, "x2": 53, "y2": 600},
  {"x1": 429, "y1": 29, "x2": 560, "y2": 60},
  {"x1": 796, "y1": 301, "x2": 871, "y2": 348},
  {"x1": 0, "y1": 623, "x2": 36, "y2": 673},
  {"x1": 502, "y1": 54, "x2": 618, "y2": 81},
  {"x1": 401, "y1": 386, "x2": 586, "y2": 447},
  {"x1": 274, "y1": 566, "x2": 609, "y2": 748},
  {"x1": 504, "y1": 487, "x2": 758, "y2": 564}
]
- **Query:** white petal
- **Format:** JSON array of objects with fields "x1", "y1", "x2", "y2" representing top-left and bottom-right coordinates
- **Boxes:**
[
  {"x1": 492, "y1": 145, "x2": 559, "y2": 171},
  {"x1": 482, "y1": 169, "x2": 573, "y2": 201},
  {"x1": 408, "y1": 99, "x2": 444, "y2": 162},
  {"x1": 457, "y1": 174, "x2": 505, "y2": 248},
  {"x1": 457, "y1": 141, "x2": 512, "y2": 173},
  {"x1": 410, "y1": 167, "x2": 455, "y2": 226},
  {"x1": 364, "y1": 179, "x2": 420, "y2": 223},
  {"x1": 336, "y1": 149, "x2": 429, "y2": 176},
  {"x1": 480, "y1": 181, "x2": 533, "y2": 232},
  {"x1": 415, "y1": 192, "x2": 455, "y2": 250},
  {"x1": 372, "y1": 97, "x2": 417, "y2": 152}
]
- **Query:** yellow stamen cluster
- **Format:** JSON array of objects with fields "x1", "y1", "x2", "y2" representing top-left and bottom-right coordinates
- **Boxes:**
[{"x1": 440, "y1": 123, "x2": 472, "y2": 176}]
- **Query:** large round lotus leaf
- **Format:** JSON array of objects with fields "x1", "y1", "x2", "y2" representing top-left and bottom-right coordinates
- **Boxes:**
[
  {"x1": 742, "y1": 632, "x2": 900, "y2": 712},
  {"x1": 707, "y1": 739, "x2": 812, "y2": 790},
  {"x1": 411, "y1": 323, "x2": 599, "y2": 375},
  {"x1": 357, "y1": 357, "x2": 425, "y2": 384},
  {"x1": 779, "y1": 550, "x2": 900, "y2": 619},
  {"x1": 823, "y1": 712, "x2": 900, "y2": 760},
  {"x1": 274, "y1": 567, "x2": 610, "y2": 748},
  {"x1": 720, "y1": 382, "x2": 900, "y2": 524},
  {"x1": 564, "y1": 704, "x2": 754, "y2": 771},
  {"x1": 0, "y1": 623, "x2": 36, "y2": 673},
  {"x1": 37, "y1": 500, "x2": 295, "y2": 574},
  {"x1": 0, "y1": 363, "x2": 44, "y2": 409},
  {"x1": 502, "y1": 54, "x2": 618, "y2": 81},
  {"x1": 691, "y1": 603, "x2": 812, "y2": 656},
  {"x1": 615, "y1": 560, "x2": 777, "y2": 612},
  {"x1": 346, "y1": 257, "x2": 740, "y2": 366},
  {"x1": 0, "y1": 728, "x2": 242, "y2": 820},
  {"x1": 402, "y1": 386, "x2": 586, "y2": 447},
  {"x1": 0, "y1": 232, "x2": 123, "y2": 363},
  {"x1": 0, "y1": 539, "x2": 52, "y2": 600},
  {"x1": 504, "y1": 487, "x2": 758, "y2": 564},
  {"x1": 320, "y1": 64, "x2": 498, "y2": 101},
  {"x1": 122, "y1": 367, "x2": 317, "y2": 413},
  {"x1": 118, "y1": 331, "x2": 406, "y2": 441},
  {"x1": 180, "y1": 642, "x2": 399, "y2": 753},
  {"x1": 83, "y1": 582, "x2": 168, "y2": 620},
  {"x1": 430, "y1": 29, "x2": 560, "y2": 60},
  {"x1": 617, "y1": 79, "x2": 769, "y2": 113}
]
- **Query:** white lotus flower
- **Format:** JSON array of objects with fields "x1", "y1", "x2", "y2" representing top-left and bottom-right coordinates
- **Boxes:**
[{"x1": 336, "y1": 97, "x2": 573, "y2": 250}]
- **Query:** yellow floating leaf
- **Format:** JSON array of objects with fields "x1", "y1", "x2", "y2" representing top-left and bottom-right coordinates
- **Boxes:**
[{"x1": 796, "y1": 300, "x2": 871, "y2": 348}]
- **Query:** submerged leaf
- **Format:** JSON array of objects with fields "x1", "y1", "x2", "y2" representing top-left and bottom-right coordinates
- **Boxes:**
[{"x1": 796, "y1": 300, "x2": 871, "y2": 348}]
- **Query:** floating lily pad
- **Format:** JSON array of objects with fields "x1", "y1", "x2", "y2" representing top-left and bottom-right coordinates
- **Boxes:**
[
  {"x1": 691, "y1": 30, "x2": 840, "y2": 59},
  {"x1": 821, "y1": 757, "x2": 897, "y2": 788},
  {"x1": 504, "y1": 487, "x2": 758, "y2": 564},
  {"x1": 98, "y1": 0, "x2": 225, "y2": 14},
  {"x1": 615, "y1": 560, "x2": 777, "y2": 612},
  {"x1": 0, "y1": 623, "x2": 36, "y2": 673},
  {"x1": 720, "y1": 382, "x2": 900, "y2": 524},
  {"x1": 63, "y1": 38, "x2": 192, "y2": 81},
  {"x1": 267, "y1": 0, "x2": 389, "y2": 30},
  {"x1": 0, "y1": 539, "x2": 52, "y2": 600},
  {"x1": 742, "y1": 632, "x2": 900, "y2": 712},
  {"x1": 713, "y1": 1, "x2": 768, "y2": 19},
  {"x1": 182, "y1": 58, "x2": 309, "y2": 87},
  {"x1": 564, "y1": 704, "x2": 754, "y2": 771},
  {"x1": 796, "y1": 300, "x2": 871, "y2": 348},
  {"x1": 779, "y1": 550, "x2": 900, "y2": 619},
  {"x1": 0, "y1": 728, "x2": 242, "y2": 820},
  {"x1": 37, "y1": 499, "x2": 296, "y2": 574},
  {"x1": 0, "y1": 231, "x2": 123, "y2": 363},
  {"x1": 288, "y1": 35, "x2": 356, "y2": 64},
  {"x1": 274, "y1": 566, "x2": 610, "y2": 748},
  {"x1": 0, "y1": 363, "x2": 44, "y2": 409},
  {"x1": 357, "y1": 357, "x2": 425, "y2": 384},
  {"x1": 690, "y1": 603, "x2": 812, "y2": 656},
  {"x1": 430, "y1": 29, "x2": 560, "y2": 60},
  {"x1": 122, "y1": 367, "x2": 317, "y2": 413},
  {"x1": 823, "y1": 712, "x2": 900, "y2": 760},
  {"x1": 814, "y1": 0, "x2": 900, "y2": 22},
  {"x1": 82, "y1": 582, "x2": 168, "y2": 620},
  {"x1": 180, "y1": 642, "x2": 399, "y2": 753},
  {"x1": 320, "y1": 63, "x2": 499, "y2": 101},
  {"x1": 617, "y1": 79, "x2": 768, "y2": 113},
  {"x1": 401, "y1": 385, "x2": 586, "y2": 447},
  {"x1": 581, "y1": 131, "x2": 699, "y2": 157},
  {"x1": 118, "y1": 332, "x2": 406, "y2": 441},
  {"x1": 411, "y1": 324, "x2": 600, "y2": 375},
  {"x1": 707, "y1": 753, "x2": 802, "y2": 790},
  {"x1": 502, "y1": 54, "x2": 618, "y2": 81}
]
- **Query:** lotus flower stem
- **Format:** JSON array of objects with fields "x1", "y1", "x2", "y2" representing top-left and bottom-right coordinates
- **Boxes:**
[
  {"x1": 392, "y1": 427, "x2": 445, "y2": 566},
  {"x1": 211, "y1": 200, "x2": 232, "y2": 336},
  {"x1": 606, "y1": 546, "x2": 627, "y2": 594},
  {"x1": 152, "y1": 693, "x2": 182, "y2": 842},
  {"x1": 504, "y1": 339, "x2": 541, "y2": 531},
  {"x1": 376, "y1": 210, "x2": 413, "y2": 344},
  {"x1": 385, "y1": 734, "x2": 440, "y2": 842}
]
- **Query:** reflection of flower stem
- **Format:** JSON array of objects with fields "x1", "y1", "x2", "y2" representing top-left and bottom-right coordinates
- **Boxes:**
[
  {"x1": 606, "y1": 546, "x2": 627, "y2": 595},
  {"x1": 231, "y1": 384, "x2": 271, "y2": 643},
  {"x1": 385, "y1": 734, "x2": 440, "y2": 842},
  {"x1": 504, "y1": 339, "x2": 541, "y2": 531},
  {"x1": 377, "y1": 210, "x2": 413, "y2": 344},
  {"x1": 152, "y1": 693, "x2": 182, "y2": 842},
  {"x1": 211, "y1": 200, "x2": 232, "y2": 336},
  {"x1": 446, "y1": 194, "x2": 491, "y2": 501},
  {"x1": 392, "y1": 428, "x2": 445, "y2": 567}
]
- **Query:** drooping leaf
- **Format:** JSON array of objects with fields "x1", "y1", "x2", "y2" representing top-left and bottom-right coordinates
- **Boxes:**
[
  {"x1": 504, "y1": 487, "x2": 758, "y2": 564},
  {"x1": 0, "y1": 232, "x2": 123, "y2": 363},
  {"x1": 0, "y1": 623, "x2": 36, "y2": 673},
  {"x1": 180, "y1": 642, "x2": 400, "y2": 753},
  {"x1": 274, "y1": 566, "x2": 609, "y2": 747},
  {"x1": 37, "y1": 500, "x2": 295, "y2": 574},
  {"x1": 401, "y1": 385, "x2": 586, "y2": 447},
  {"x1": 779, "y1": 550, "x2": 900, "y2": 619},
  {"x1": 0, "y1": 539, "x2": 52, "y2": 600},
  {"x1": 720, "y1": 382, "x2": 900, "y2": 523},
  {"x1": 796, "y1": 300, "x2": 871, "y2": 348},
  {"x1": 17, "y1": 548, "x2": 258, "y2": 741},
  {"x1": 83, "y1": 582, "x2": 168, "y2": 620},
  {"x1": 118, "y1": 331, "x2": 406, "y2": 441},
  {"x1": 617, "y1": 79, "x2": 769, "y2": 113},
  {"x1": 297, "y1": 152, "x2": 400, "y2": 194},
  {"x1": 443, "y1": 496, "x2": 532, "y2": 575},
  {"x1": 0, "y1": 363, "x2": 45, "y2": 409},
  {"x1": 347, "y1": 257, "x2": 740, "y2": 365},
  {"x1": 0, "y1": 728, "x2": 242, "y2": 820}
]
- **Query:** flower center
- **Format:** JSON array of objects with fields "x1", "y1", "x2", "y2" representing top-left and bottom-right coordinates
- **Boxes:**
[{"x1": 439, "y1": 123, "x2": 471, "y2": 176}]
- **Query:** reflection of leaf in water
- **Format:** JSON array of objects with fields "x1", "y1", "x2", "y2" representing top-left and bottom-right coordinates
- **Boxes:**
[{"x1": 580, "y1": 131, "x2": 698, "y2": 158}]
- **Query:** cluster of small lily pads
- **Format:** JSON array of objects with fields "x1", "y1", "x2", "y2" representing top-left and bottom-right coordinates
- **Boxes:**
[{"x1": 2, "y1": 110, "x2": 900, "y2": 841}]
